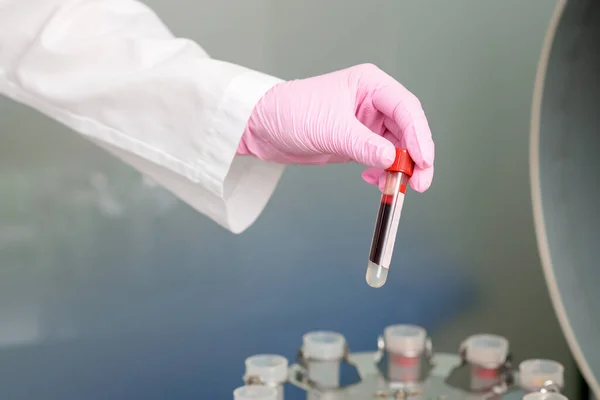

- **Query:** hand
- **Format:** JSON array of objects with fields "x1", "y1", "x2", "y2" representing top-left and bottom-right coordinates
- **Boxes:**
[{"x1": 237, "y1": 64, "x2": 435, "y2": 192}]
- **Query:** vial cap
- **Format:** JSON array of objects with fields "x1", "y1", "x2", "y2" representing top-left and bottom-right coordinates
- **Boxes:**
[
  {"x1": 463, "y1": 334, "x2": 509, "y2": 369},
  {"x1": 386, "y1": 148, "x2": 415, "y2": 176},
  {"x1": 519, "y1": 359, "x2": 564, "y2": 391},
  {"x1": 244, "y1": 354, "x2": 288, "y2": 384},
  {"x1": 523, "y1": 393, "x2": 568, "y2": 400},
  {"x1": 233, "y1": 385, "x2": 278, "y2": 400},
  {"x1": 302, "y1": 331, "x2": 346, "y2": 361},
  {"x1": 383, "y1": 324, "x2": 427, "y2": 357}
]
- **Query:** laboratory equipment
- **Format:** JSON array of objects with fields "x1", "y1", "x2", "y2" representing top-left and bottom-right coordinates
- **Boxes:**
[
  {"x1": 234, "y1": 385, "x2": 278, "y2": 400},
  {"x1": 461, "y1": 334, "x2": 510, "y2": 392},
  {"x1": 523, "y1": 393, "x2": 568, "y2": 400},
  {"x1": 530, "y1": 0, "x2": 600, "y2": 397},
  {"x1": 244, "y1": 355, "x2": 289, "y2": 400},
  {"x1": 240, "y1": 324, "x2": 568, "y2": 399},
  {"x1": 366, "y1": 147, "x2": 414, "y2": 288},
  {"x1": 300, "y1": 331, "x2": 347, "y2": 390},
  {"x1": 381, "y1": 324, "x2": 429, "y2": 386},
  {"x1": 519, "y1": 359, "x2": 565, "y2": 393}
]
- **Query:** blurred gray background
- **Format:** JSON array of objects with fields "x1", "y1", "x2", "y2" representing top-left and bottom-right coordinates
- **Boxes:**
[{"x1": 0, "y1": 0, "x2": 580, "y2": 399}]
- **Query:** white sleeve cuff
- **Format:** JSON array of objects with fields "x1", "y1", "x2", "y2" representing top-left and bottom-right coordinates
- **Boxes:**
[
  {"x1": 196, "y1": 64, "x2": 284, "y2": 197},
  {"x1": 94, "y1": 66, "x2": 286, "y2": 234},
  {"x1": 203, "y1": 67, "x2": 286, "y2": 233},
  {"x1": 96, "y1": 142, "x2": 285, "y2": 234}
]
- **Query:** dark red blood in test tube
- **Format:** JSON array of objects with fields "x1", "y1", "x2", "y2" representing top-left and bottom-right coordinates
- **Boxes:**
[
  {"x1": 369, "y1": 194, "x2": 394, "y2": 265},
  {"x1": 390, "y1": 354, "x2": 420, "y2": 366},
  {"x1": 389, "y1": 354, "x2": 421, "y2": 382},
  {"x1": 472, "y1": 365, "x2": 499, "y2": 379},
  {"x1": 381, "y1": 194, "x2": 394, "y2": 205},
  {"x1": 369, "y1": 149, "x2": 415, "y2": 267}
]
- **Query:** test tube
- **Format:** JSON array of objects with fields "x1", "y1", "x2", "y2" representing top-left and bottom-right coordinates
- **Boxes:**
[
  {"x1": 233, "y1": 385, "x2": 278, "y2": 400},
  {"x1": 519, "y1": 359, "x2": 564, "y2": 393},
  {"x1": 244, "y1": 354, "x2": 288, "y2": 400},
  {"x1": 302, "y1": 331, "x2": 346, "y2": 390},
  {"x1": 462, "y1": 334, "x2": 509, "y2": 391},
  {"x1": 383, "y1": 324, "x2": 427, "y2": 383},
  {"x1": 366, "y1": 148, "x2": 415, "y2": 288}
]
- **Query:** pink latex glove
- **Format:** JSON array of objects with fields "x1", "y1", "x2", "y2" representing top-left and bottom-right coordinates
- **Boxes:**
[{"x1": 237, "y1": 64, "x2": 435, "y2": 192}]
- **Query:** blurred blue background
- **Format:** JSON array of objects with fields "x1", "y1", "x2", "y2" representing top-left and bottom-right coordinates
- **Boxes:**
[{"x1": 0, "y1": 0, "x2": 579, "y2": 399}]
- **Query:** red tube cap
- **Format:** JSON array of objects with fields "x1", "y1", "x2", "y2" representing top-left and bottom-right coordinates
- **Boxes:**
[{"x1": 386, "y1": 148, "x2": 415, "y2": 176}]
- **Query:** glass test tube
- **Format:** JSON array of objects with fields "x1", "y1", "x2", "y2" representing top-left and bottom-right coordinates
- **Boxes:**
[
  {"x1": 244, "y1": 354, "x2": 289, "y2": 400},
  {"x1": 462, "y1": 334, "x2": 509, "y2": 391},
  {"x1": 384, "y1": 324, "x2": 427, "y2": 383},
  {"x1": 233, "y1": 385, "x2": 278, "y2": 400},
  {"x1": 366, "y1": 148, "x2": 415, "y2": 288}
]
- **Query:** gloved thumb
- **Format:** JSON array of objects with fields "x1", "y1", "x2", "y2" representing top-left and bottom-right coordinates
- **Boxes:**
[{"x1": 342, "y1": 120, "x2": 396, "y2": 169}]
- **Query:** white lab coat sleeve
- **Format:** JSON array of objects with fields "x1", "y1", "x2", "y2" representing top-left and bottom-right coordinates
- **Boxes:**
[{"x1": 0, "y1": 0, "x2": 285, "y2": 234}]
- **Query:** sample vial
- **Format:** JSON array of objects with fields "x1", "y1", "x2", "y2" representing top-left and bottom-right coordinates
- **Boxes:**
[
  {"x1": 244, "y1": 354, "x2": 288, "y2": 400},
  {"x1": 366, "y1": 148, "x2": 415, "y2": 288},
  {"x1": 462, "y1": 334, "x2": 509, "y2": 391},
  {"x1": 523, "y1": 393, "x2": 568, "y2": 400},
  {"x1": 302, "y1": 331, "x2": 346, "y2": 389},
  {"x1": 233, "y1": 385, "x2": 278, "y2": 400},
  {"x1": 383, "y1": 324, "x2": 427, "y2": 383},
  {"x1": 519, "y1": 359, "x2": 564, "y2": 393}
]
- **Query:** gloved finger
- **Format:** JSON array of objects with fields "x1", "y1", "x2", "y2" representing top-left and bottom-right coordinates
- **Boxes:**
[
  {"x1": 324, "y1": 154, "x2": 351, "y2": 164},
  {"x1": 382, "y1": 129, "x2": 406, "y2": 149},
  {"x1": 361, "y1": 167, "x2": 380, "y2": 186},
  {"x1": 382, "y1": 128, "x2": 433, "y2": 192},
  {"x1": 361, "y1": 167, "x2": 388, "y2": 193},
  {"x1": 342, "y1": 120, "x2": 396, "y2": 169},
  {"x1": 362, "y1": 129, "x2": 429, "y2": 192},
  {"x1": 371, "y1": 84, "x2": 434, "y2": 169},
  {"x1": 409, "y1": 165, "x2": 434, "y2": 192},
  {"x1": 384, "y1": 116, "x2": 434, "y2": 172}
]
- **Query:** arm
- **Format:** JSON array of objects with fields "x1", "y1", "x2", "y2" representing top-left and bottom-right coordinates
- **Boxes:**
[{"x1": 0, "y1": 0, "x2": 285, "y2": 233}]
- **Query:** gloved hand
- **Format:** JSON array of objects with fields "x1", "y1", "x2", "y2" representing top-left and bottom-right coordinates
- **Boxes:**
[{"x1": 237, "y1": 63, "x2": 435, "y2": 192}]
